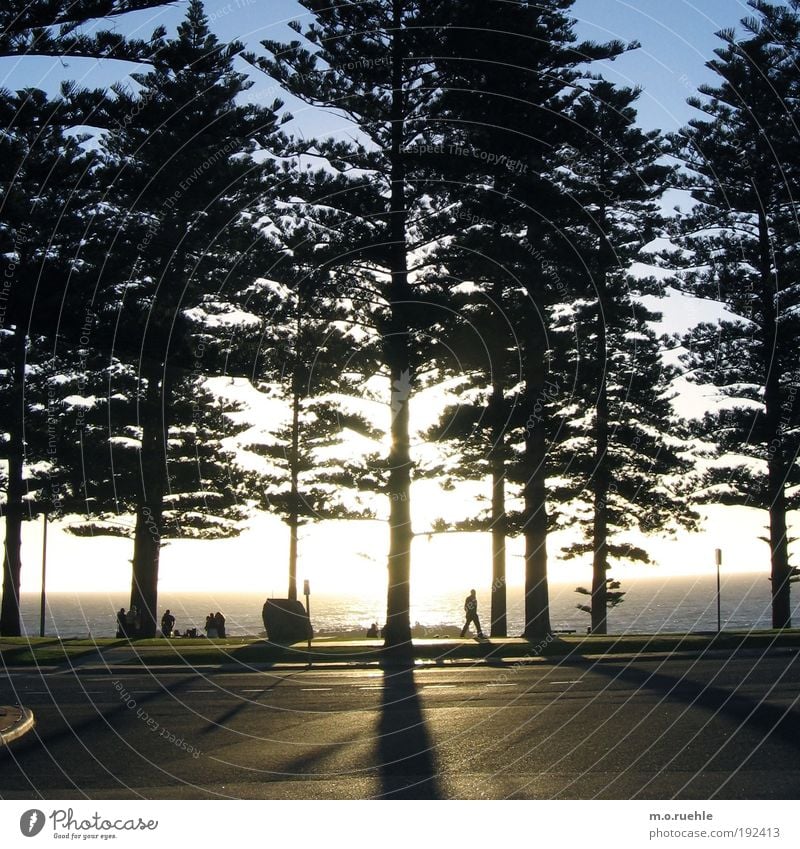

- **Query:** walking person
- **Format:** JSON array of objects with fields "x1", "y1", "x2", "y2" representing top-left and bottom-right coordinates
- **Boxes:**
[
  {"x1": 205, "y1": 612, "x2": 218, "y2": 638},
  {"x1": 460, "y1": 589, "x2": 485, "y2": 639}
]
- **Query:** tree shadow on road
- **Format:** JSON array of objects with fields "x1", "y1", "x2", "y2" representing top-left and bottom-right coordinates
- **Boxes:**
[
  {"x1": 376, "y1": 659, "x2": 441, "y2": 799},
  {"x1": 557, "y1": 653, "x2": 800, "y2": 750}
]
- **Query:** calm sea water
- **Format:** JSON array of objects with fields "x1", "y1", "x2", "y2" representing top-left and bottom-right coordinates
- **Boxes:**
[{"x1": 13, "y1": 572, "x2": 798, "y2": 639}]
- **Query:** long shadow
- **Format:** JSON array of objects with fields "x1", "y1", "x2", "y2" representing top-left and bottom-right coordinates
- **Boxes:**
[
  {"x1": 557, "y1": 652, "x2": 800, "y2": 750},
  {"x1": 0, "y1": 672, "x2": 215, "y2": 798},
  {"x1": 198, "y1": 673, "x2": 295, "y2": 733},
  {"x1": 7, "y1": 673, "x2": 206, "y2": 755},
  {"x1": 377, "y1": 659, "x2": 441, "y2": 799}
]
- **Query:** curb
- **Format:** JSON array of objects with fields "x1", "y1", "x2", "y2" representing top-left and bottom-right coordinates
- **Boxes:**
[
  {"x1": 21, "y1": 646, "x2": 798, "y2": 676},
  {"x1": 0, "y1": 706, "x2": 35, "y2": 746},
  {"x1": 4, "y1": 644, "x2": 798, "y2": 675}
]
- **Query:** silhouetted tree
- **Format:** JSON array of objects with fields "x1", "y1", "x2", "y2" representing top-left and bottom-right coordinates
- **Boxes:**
[
  {"x1": 0, "y1": 88, "x2": 102, "y2": 635},
  {"x1": 670, "y1": 0, "x2": 800, "y2": 628},
  {"x1": 425, "y1": 0, "x2": 631, "y2": 639},
  {"x1": 421, "y1": 230, "x2": 528, "y2": 637},
  {"x1": 246, "y1": 0, "x2": 453, "y2": 648},
  {"x1": 552, "y1": 81, "x2": 696, "y2": 634},
  {"x1": 233, "y1": 266, "x2": 378, "y2": 602},
  {"x1": 83, "y1": 0, "x2": 285, "y2": 636}
]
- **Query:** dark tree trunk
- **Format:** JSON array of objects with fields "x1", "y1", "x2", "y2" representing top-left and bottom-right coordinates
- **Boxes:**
[
  {"x1": 383, "y1": 0, "x2": 413, "y2": 649},
  {"x1": 590, "y1": 368, "x2": 610, "y2": 633},
  {"x1": 522, "y1": 420, "x2": 551, "y2": 640},
  {"x1": 489, "y1": 379, "x2": 507, "y2": 637},
  {"x1": 129, "y1": 369, "x2": 167, "y2": 638},
  {"x1": 288, "y1": 308, "x2": 302, "y2": 603},
  {"x1": 521, "y1": 263, "x2": 551, "y2": 640},
  {"x1": 0, "y1": 327, "x2": 26, "y2": 637},
  {"x1": 758, "y1": 210, "x2": 791, "y2": 628},
  {"x1": 591, "y1": 257, "x2": 610, "y2": 635},
  {"x1": 288, "y1": 499, "x2": 299, "y2": 603}
]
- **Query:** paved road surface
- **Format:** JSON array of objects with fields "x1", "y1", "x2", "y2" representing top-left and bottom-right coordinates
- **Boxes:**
[{"x1": 1, "y1": 651, "x2": 798, "y2": 799}]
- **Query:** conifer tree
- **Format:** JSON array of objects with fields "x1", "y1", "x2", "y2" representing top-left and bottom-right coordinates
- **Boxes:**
[
  {"x1": 83, "y1": 0, "x2": 285, "y2": 636},
  {"x1": 424, "y1": 0, "x2": 630, "y2": 639},
  {"x1": 552, "y1": 81, "x2": 696, "y2": 634},
  {"x1": 246, "y1": 0, "x2": 453, "y2": 648},
  {"x1": 671, "y1": 0, "x2": 800, "y2": 628},
  {"x1": 0, "y1": 88, "x2": 101, "y2": 635},
  {"x1": 230, "y1": 261, "x2": 378, "y2": 602},
  {"x1": 422, "y1": 230, "x2": 529, "y2": 637}
]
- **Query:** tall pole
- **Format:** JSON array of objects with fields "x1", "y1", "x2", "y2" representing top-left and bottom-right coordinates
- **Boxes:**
[
  {"x1": 39, "y1": 512, "x2": 48, "y2": 638},
  {"x1": 304, "y1": 578, "x2": 311, "y2": 666},
  {"x1": 715, "y1": 548, "x2": 722, "y2": 633}
]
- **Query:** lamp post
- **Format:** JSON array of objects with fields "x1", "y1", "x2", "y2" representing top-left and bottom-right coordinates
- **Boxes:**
[{"x1": 715, "y1": 548, "x2": 722, "y2": 633}]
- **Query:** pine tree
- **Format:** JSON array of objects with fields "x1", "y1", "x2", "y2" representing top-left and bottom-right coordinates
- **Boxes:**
[
  {"x1": 245, "y1": 0, "x2": 453, "y2": 648},
  {"x1": 670, "y1": 1, "x2": 800, "y2": 628},
  {"x1": 82, "y1": 0, "x2": 285, "y2": 636},
  {"x1": 231, "y1": 261, "x2": 378, "y2": 602},
  {"x1": 552, "y1": 80, "x2": 696, "y2": 634},
  {"x1": 424, "y1": 0, "x2": 630, "y2": 639},
  {"x1": 0, "y1": 88, "x2": 103, "y2": 635},
  {"x1": 421, "y1": 228, "x2": 529, "y2": 637}
]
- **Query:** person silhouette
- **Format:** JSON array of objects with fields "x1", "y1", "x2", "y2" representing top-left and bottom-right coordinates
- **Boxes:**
[
  {"x1": 161, "y1": 609, "x2": 175, "y2": 638},
  {"x1": 460, "y1": 589, "x2": 484, "y2": 639},
  {"x1": 214, "y1": 611, "x2": 226, "y2": 639},
  {"x1": 126, "y1": 605, "x2": 140, "y2": 638},
  {"x1": 116, "y1": 608, "x2": 127, "y2": 638}
]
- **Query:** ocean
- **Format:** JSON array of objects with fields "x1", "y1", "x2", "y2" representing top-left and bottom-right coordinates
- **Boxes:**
[{"x1": 13, "y1": 571, "x2": 798, "y2": 639}]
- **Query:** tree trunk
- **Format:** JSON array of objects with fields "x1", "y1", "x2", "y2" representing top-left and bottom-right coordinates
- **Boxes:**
[
  {"x1": 522, "y1": 421, "x2": 551, "y2": 639},
  {"x1": 591, "y1": 264, "x2": 610, "y2": 635},
  {"x1": 287, "y1": 308, "x2": 302, "y2": 603},
  {"x1": 591, "y1": 430, "x2": 610, "y2": 634},
  {"x1": 0, "y1": 327, "x2": 26, "y2": 636},
  {"x1": 383, "y1": 0, "x2": 413, "y2": 649},
  {"x1": 521, "y1": 260, "x2": 551, "y2": 640},
  {"x1": 129, "y1": 370, "x2": 167, "y2": 638},
  {"x1": 758, "y1": 210, "x2": 791, "y2": 628},
  {"x1": 288, "y1": 515, "x2": 299, "y2": 603},
  {"x1": 489, "y1": 379, "x2": 507, "y2": 637}
]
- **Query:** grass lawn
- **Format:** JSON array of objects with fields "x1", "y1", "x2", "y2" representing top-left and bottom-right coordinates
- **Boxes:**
[{"x1": 2, "y1": 629, "x2": 799, "y2": 668}]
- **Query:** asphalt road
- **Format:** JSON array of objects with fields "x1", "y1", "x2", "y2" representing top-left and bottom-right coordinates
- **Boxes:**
[{"x1": 1, "y1": 650, "x2": 799, "y2": 799}]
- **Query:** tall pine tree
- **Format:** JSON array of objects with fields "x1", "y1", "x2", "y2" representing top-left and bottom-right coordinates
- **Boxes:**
[
  {"x1": 85, "y1": 0, "x2": 285, "y2": 636},
  {"x1": 671, "y1": 1, "x2": 800, "y2": 628},
  {"x1": 0, "y1": 88, "x2": 102, "y2": 635},
  {"x1": 426, "y1": 0, "x2": 630, "y2": 639},
  {"x1": 246, "y1": 0, "x2": 453, "y2": 648},
  {"x1": 553, "y1": 81, "x2": 696, "y2": 634}
]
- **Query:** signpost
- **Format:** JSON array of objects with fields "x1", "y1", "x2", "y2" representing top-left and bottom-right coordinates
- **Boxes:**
[{"x1": 715, "y1": 548, "x2": 722, "y2": 632}]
